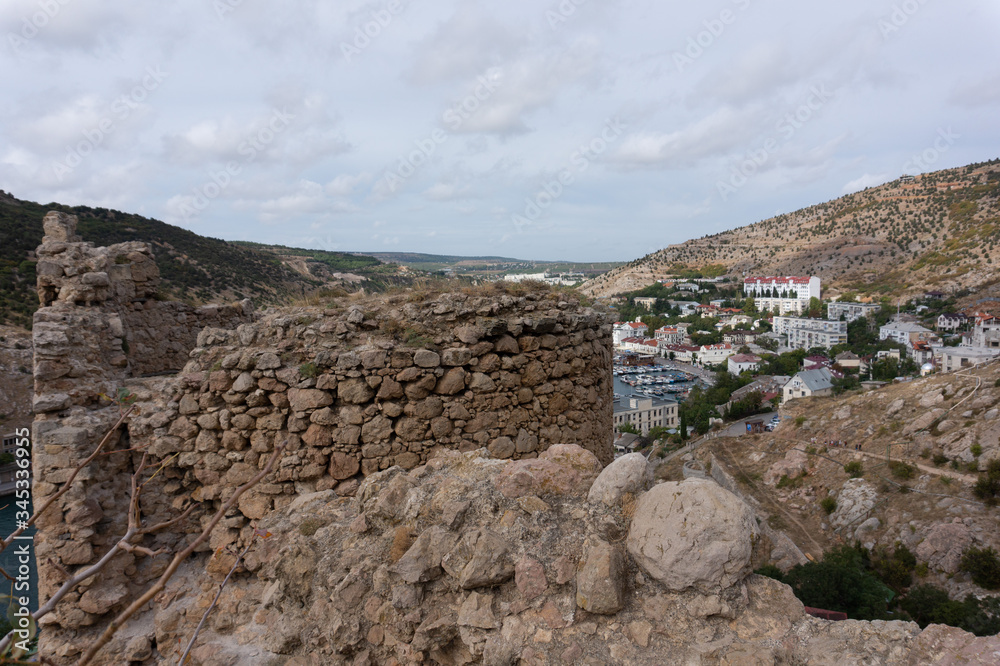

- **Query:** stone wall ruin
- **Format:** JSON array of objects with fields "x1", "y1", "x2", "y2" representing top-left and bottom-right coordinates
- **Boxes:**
[{"x1": 29, "y1": 214, "x2": 614, "y2": 661}]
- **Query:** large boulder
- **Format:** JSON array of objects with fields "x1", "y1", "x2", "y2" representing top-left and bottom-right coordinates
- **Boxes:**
[
  {"x1": 495, "y1": 444, "x2": 601, "y2": 499},
  {"x1": 830, "y1": 479, "x2": 878, "y2": 530},
  {"x1": 915, "y1": 521, "x2": 973, "y2": 574},
  {"x1": 587, "y1": 452, "x2": 653, "y2": 507},
  {"x1": 626, "y1": 478, "x2": 759, "y2": 593}
]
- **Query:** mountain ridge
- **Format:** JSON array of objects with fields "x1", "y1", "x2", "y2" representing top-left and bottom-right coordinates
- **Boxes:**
[{"x1": 581, "y1": 159, "x2": 1000, "y2": 300}]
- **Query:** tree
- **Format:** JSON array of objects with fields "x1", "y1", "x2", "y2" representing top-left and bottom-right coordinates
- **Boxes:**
[
  {"x1": 617, "y1": 422, "x2": 640, "y2": 435},
  {"x1": 647, "y1": 425, "x2": 670, "y2": 443},
  {"x1": 781, "y1": 545, "x2": 893, "y2": 620},
  {"x1": 679, "y1": 411, "x2": 688, "y2": 441}
]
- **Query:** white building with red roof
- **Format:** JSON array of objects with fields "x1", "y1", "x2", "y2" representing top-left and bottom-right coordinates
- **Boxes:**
[
  {"x1": 654, "y1": 326, "x2": 684, "y2": 345},
  {"x1": 613, "y1": 319, "x2": 649, "y2": 345}
]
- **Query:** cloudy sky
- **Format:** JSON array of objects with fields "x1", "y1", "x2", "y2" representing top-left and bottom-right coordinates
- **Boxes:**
[{"x1": 2, "y1": 0, "x2": 999, "y2": 262}]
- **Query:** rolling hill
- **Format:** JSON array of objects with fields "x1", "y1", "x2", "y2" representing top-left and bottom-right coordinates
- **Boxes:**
[
  {"x1": 0, "y1": 192, "x2": 389, "y2": 328},
  {"x1": 582, "y1": 159, "x2": 1000, "y2": 300}
]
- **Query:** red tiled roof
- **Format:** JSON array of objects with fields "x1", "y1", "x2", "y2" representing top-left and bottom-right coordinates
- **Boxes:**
[{"x1": 627, "y1": 322, "x2": 647, "y2": 329}]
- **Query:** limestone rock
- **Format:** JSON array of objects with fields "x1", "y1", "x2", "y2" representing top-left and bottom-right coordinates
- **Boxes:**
[
  {"x1": 575, "y1": 538, "x2": 625, "y2": 614},
  {"x1": 830, "y1": 479, "x2": 878, "y2": 530},
  {"x1": 391, "y1": 527, "x2": 458, "y2": 583},
  {"x1": 626, "y1": 478, "x2": 758, "y2": 593},
  {"x1": 764, "y1": 448, "x2": 809, "y2": 485},
  {"x1": 495, "y1": 444, "x2": 601, "y2": 499},
  {"x1": 587, "y1": 452, "x2": 653, "y2": 507},
  {"x1": 915, "y1": 521, "x2": 972, "y2": 574}
]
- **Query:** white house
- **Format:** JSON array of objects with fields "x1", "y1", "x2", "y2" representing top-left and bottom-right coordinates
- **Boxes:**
[
  {"x1": 879, "y1": 321, "x2": 936, "y2": 350},
  {"x1": 633, "y1": 296, "x2": 658, "y2": 310},
  {"x1": 939, "y1": 347, "x2": 998, "y2": 372},
  {"x1": 782, "y1": 368, "x2": 834, "y2": 403},
  {"x1": 936, "y1": 313, "x2": 967, "y2": 331},
  {"x1": 728, "y1": 354, "x2": 762, "y2": 376},
  {"x1": 613, "y1": 320, "x2": 649, "y2": 345},
  {"x1": 697, "y1": 343, "x2": 734, "y2": 365}
]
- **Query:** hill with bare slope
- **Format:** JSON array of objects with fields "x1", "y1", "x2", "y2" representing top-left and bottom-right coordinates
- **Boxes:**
[
  {"x1": 582, "y1": 159, "x2": 1000, "y2": 300},
  {"x1": 661, "y1": 359, "x2": 1000, "y2": 605}
]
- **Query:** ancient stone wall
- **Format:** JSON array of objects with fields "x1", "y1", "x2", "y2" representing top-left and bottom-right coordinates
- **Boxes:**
[{"x1": 30, "y1": 215, "x2": 613, "y2": 661}]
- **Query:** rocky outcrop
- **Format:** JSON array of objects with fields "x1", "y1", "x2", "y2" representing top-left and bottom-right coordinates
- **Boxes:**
[
  {"x1": 915, "y1": 520, "x2": 974, "y2": 574},
  {"x1": 830, "y1": 478, "x2": 878, "y2": 534},
  {"x1": 48, "y1": 446, "x2": 991, "y2": 664}
]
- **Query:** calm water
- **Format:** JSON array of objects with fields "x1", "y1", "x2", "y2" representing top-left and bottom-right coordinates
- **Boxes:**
[{"x1": 0, "y1": 497, "x2": 38, "y2": 612}]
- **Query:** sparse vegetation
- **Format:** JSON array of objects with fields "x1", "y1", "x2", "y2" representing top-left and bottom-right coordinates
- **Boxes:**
[
  {"x1": 820, "y1": 496, "x2": 837, "y2": 514},
  {"x1": 844, "y1": 461, "x2": 864, "y2": 478}
]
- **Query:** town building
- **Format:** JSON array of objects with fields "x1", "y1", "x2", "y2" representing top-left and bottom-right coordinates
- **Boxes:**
[
  {"x1": 939, "y1": 347, "x2": 998, "y2": 372},
  {"x1": 966, "y1": 316, "x2": 1000, "y2": 350},
  {"x1": 827, "y1": 301, "x2": 881, "y2": 323},
  {"x1": 613, "y1": 320, "x2": 648, "y2": 345},
  {"x1": 723, "y1": 330, "x2": 762, "y2": 346},
  {"x1": 833, "y1": 351, "x2": 866, "y2": 373},
  {"x1": 936, "y1": 313, "x2": 968, "y2": 331},
  {"x1": 668, "y1": 300, "x2": 701, "y2": 316},
  {"x1": 879, "y1": 321, "x2": 936, "y2": 349},
  {"x1": 661, "y1": 344, "x2": 700, "y2": 363},
  {"x1": 728, "y1": 354, "x2": 762, "y2": 376},
  {"x1": 773, "y1": 316, "x2": 848, "y2": 350},
  {"x1": 633, "y1": 296, "x2": 658, "y2": 310},
  {"x1": 697, "y1": 343, "x2": 735, "y2": 365},
  {"x1": 743, "y1": 276, "x2": 821, "y2": 315},
  {"x1": 613, "y1": 396, "x2": 678, "y2": 435},
  {"x1": 782, "y1": 368, "x2": 834, "y2": 403},
  {"x1": 653, "y1": 326, "x2": 684, "y2": 345}
]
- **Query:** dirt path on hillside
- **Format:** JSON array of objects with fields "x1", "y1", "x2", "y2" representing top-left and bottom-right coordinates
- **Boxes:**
[{"x1": 711, "y1": 444, "x2": 827, "y2": 559}]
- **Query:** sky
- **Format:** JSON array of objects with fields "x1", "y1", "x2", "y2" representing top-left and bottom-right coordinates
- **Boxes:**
[{"x1": 2, "y1": 0, "x2": 999, "y2": 262}]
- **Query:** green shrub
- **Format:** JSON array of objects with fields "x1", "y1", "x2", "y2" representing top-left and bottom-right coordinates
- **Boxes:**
[
  {"x1": 960, "y1": 546, "x2": 1000, "y2": 590},
  {"x1": 971, "y1": 443, "x2": 983, "y2": 457},
  {"x1": 299, "y1": 362, "x2": 319, "y2": 379},
  {"x1": 844, "y1": 461, "x2": 864, "y2": 478},
  {"x1": 820, "y1": 496, "x2": 837, "y2": 514},
  {"x1": 972, "y1": 459, "x2": 1000, "y2": 505},
  {"x1": 932, "y1": 453, "x2": 949, "y2": 466},
  {"x1": 890, "y1": 461, "x2": 917, "y2": 480},
  {"x1": 794, "y1": 416, "x2": 806, "y2": 427}
]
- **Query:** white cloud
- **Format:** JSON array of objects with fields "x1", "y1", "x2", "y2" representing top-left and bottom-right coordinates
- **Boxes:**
[{"x1": 842, "y1": 172, "x2": 890, "y2": 194}]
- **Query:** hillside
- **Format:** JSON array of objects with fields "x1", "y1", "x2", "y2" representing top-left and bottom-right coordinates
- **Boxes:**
[
  {"x1": 0, "y1": 192, "x2": 389, "y2": 328},
  {"x1": 661, "y1": 359, "x2": 1000, "y2": 604},
  {"x1": 582, "y1": 159, "x2": 1000, "y2": 300}
]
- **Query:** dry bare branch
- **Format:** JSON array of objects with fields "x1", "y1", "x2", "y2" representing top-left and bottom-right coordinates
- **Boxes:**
[{"x1": 77, "y1": 441, "x2": 287, "y2": 665}]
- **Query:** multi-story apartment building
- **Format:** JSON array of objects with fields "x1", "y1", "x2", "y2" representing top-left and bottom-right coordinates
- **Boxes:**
[
  {"x1": 633, "y1": 297, "x2": 658, "y2": 310},
  {"x1": 653, "y1": 326, "x2": 684, "y2": 345},
  {"x1": 827, "y1": 301, "x2": 881, "y2": 323},
  {"x1": 773, "y1": 316, "x2": 848, "y2": 350},
  {"x1": 613, "y1": 396, "x2": 678, "y2": 435},
  {"x1": 744, "y1": 276, "x2": 821, "y2": 315}
]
